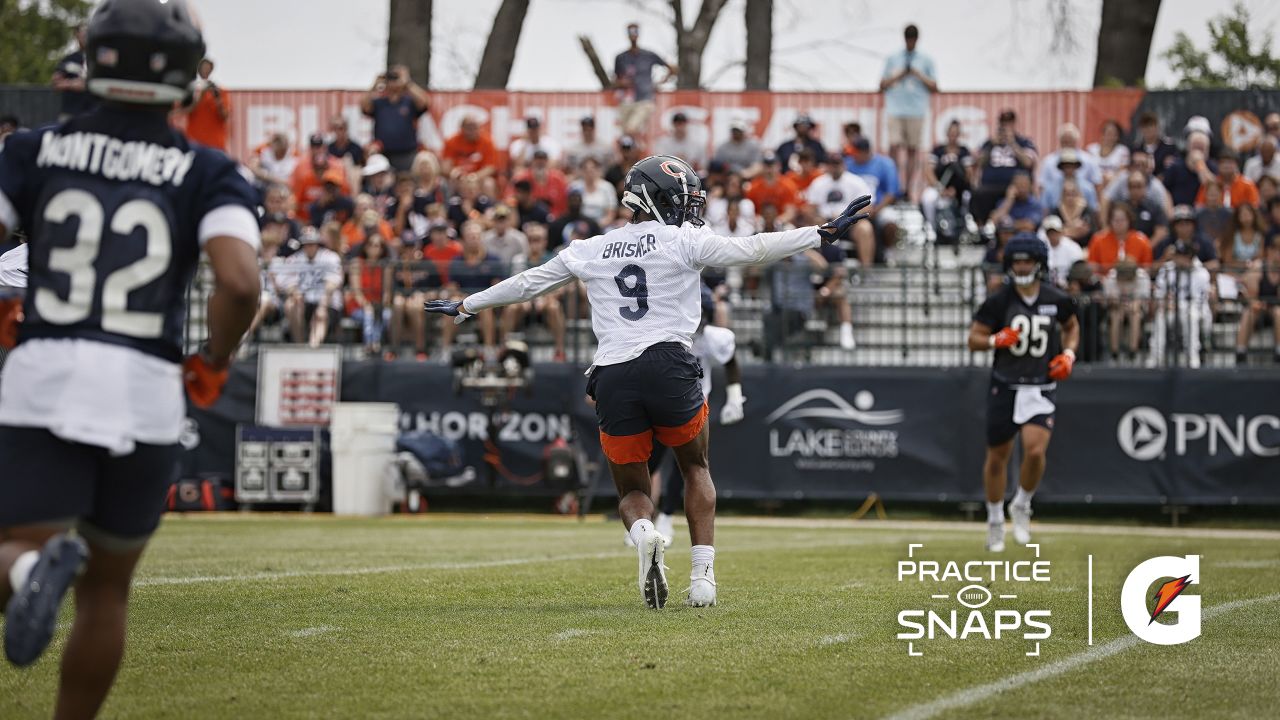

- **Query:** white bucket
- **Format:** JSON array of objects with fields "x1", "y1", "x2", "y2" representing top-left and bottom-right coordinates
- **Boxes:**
[{"x1": 331, "y1": 402, "x2": 400, "y2": 516}]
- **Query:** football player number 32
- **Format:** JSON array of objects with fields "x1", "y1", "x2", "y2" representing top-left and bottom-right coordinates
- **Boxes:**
[
  {"x1": 1009, "y1": 314, "x2": 1049, "y2": 357},
  {"x1": 614, "y1": 264, "x2": 649, "y2": 321},
  {"x1": 36, "y1": 189, "x2": 172, "y2": 339}
]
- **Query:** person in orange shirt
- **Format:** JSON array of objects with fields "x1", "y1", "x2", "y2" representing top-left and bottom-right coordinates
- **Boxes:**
[
  {"x1": 745, "y1": 153, "x2": 802, "y2": 224},
  {"x1": 341, "y1": 195, "x2": 394, "y2": 252},
  {"x1": 441, "y1": 116, "x2": 499, "y2": 181},
  {"x1": 291, "y1": 134, "x2": 350, "y2": 224},
  {"x1": 1195, "y1": 148, "x2": 1259, "y2": 208},
  {"x1": 1087, "y1": 202, "x2": 1154, "y2": 272},
  {"x1": 787, "y1": 148, "x2": 824, "y2": 192},
  {"x1": 179, "y1": 58, "x2": 230, "y2": 151}
]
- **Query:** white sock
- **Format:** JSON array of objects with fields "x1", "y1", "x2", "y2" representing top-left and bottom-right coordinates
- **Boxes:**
[
  {"x1": 1012, "y1": 487, "x2": 1035, "y2": 508},
  {"x1": 628, "y1": 519, "x2": 655, "y2": 547},
  {"x1": 8, "y1": 550, "x2": 38, "y2": 593},
  {"x1": 691, "y1": 544, "x2": 715, "y2": 568},
  {"x1": 986, "y1": 501, "x2": 1005, "y2": 523}
]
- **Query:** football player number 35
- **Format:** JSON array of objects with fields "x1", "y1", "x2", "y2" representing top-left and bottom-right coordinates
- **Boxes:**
[
  {"x1": 36, "y1": 189, "x2": 171, "y2": 339},
  {"x1": 1009, "y1": 314, "x2": 1049, "y2": 357},
  {"x1": 614, "y1": 264, "x2": 648, "y2": 321}
]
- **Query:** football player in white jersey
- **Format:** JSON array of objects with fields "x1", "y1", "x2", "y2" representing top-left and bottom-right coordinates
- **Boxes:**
[{"x1": 427, "y1": 155, "x2": 870, "y2": 609}]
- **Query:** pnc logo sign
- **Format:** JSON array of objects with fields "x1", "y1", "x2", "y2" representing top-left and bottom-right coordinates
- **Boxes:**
[{"x1": 1116, "y1": 406, "x2": 1279, "y2": 461}]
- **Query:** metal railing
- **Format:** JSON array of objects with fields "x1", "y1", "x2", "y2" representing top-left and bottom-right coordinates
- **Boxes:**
[{"x1": 183, "y1": 256, "x2": 1280, "y2": 370}]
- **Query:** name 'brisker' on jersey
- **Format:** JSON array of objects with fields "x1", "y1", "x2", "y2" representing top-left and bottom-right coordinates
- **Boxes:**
[{"x1": 426, "y1": 154, "x2": 873, "y2": 612}]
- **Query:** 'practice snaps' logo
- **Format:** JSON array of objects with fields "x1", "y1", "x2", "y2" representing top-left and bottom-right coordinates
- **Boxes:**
[{"x1": 1121, "y1": 555, "x2": 1201, "y2": 645}]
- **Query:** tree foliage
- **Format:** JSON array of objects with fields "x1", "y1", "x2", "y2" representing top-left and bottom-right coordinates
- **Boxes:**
[
  {"x1": 0, "y1": 0, "x2": 93, "y2": 84},
  {"x1": 1160, "y1": 2, "x2": 1280, "y2": 89}
]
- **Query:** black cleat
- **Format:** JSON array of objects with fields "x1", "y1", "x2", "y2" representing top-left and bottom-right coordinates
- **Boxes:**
[{"x1": 5, "y1": 534, "x2": 89, "y2": 667}]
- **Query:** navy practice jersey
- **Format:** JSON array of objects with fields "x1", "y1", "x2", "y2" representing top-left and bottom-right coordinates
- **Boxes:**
[
  {"x1": 972, "y1": 283, "x2": 1077, "y2": 385},
  {"x1": 0, "y1": 107, "x2": 258, "y2": 362}
]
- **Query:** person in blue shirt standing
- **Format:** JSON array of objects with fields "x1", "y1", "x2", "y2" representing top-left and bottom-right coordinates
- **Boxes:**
[
  {"x1": 880, "y1": 24, "x2": 937, "y2": 202},
  {"x1": 845, "y1": 137, "x2": 901, "y2": 266},
  {"x1": 360, "y1": 65, "x2": 430, "y2": 173}
]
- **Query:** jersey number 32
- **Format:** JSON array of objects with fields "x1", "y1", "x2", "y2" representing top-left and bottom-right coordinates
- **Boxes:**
[{"x1": 36, "y1": 189, "x2": 172, "y2": 339}]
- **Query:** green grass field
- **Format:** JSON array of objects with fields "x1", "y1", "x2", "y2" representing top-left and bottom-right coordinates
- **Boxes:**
[{"x1": 2, "y1": 514, "x2": 1278, "y2": 719}]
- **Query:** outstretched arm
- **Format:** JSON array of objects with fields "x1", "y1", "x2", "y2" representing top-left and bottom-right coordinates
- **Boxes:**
[
  {"x1": 427, "y1": 254, "x2": 575, "y2": 320},
  {"x1": 690, "y1": 196, "x2": 871, "y2": 268}
]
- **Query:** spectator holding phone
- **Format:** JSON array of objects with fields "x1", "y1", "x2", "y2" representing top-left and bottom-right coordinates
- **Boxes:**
[
  {"x1": 179, "y1": 58, "x2": 230, "y2": 152},
  {"x1": 361, "y1": 65, "x2": 430, "y2": 172}
]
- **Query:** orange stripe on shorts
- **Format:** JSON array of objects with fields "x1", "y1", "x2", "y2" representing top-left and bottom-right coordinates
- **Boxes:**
[
  {"x1": 599, "y1": 428, "x2": 654, "y2": 465},
  {"x1": 653, "y1": 401, "x2": 708, "y2": 448}
]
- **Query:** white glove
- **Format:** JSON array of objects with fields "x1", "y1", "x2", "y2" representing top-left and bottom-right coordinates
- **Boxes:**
[{"x1": 719, "y1": 383, "x2": 746, "y2": 425}]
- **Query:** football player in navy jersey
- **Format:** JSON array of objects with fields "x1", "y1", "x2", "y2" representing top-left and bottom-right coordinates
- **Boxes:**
[
  {"x1": 0, "y1": 0, "x2": 260, "y2": 713},
  {"x1": 968, "y1": 234, "x2": 1079, "y2": 552}
]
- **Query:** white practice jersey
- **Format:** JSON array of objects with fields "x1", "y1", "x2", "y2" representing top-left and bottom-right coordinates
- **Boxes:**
[
  {"x1": 0, "y1": 243, "x2": 26, "y2": 289},
  {"x1": 464, "y1": 219, "x2": 820, "y2": 367}
]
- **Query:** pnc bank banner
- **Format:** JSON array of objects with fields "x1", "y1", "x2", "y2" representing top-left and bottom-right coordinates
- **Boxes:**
[{"x1": 186, "y1": 363, "x2": 1279, "y2": 506}]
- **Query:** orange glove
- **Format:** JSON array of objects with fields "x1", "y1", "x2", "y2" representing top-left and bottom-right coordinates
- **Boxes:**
[
  {"x1": 1048, "y1": 349, "x2": 1076, "y2": 381},
  {"x1": 183, "y1": 351, "x2": 230, "y2": 409},
  {"x1": 0, "y1": 297, "x2": 22, "y2": 350},
  {"x1": 990, "y1": 326, "x2": 1021, "y2": 349}
]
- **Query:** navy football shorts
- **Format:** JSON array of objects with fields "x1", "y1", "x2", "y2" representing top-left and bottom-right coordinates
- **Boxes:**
[
  {"x1": 587, "y1": 343, "x2": 708, "y2": 464},
  {"x1": 986, "y1": 380, "x2": 1056, "y2": 447},
  {"x1": 0, "y1": 426, "x2": 179, "y2": 549}
]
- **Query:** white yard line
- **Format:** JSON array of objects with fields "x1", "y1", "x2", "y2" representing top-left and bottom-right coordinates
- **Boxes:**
[
  {"x1": 881, "y1": 592, "x2": 1280, "y2": 720},
  {"x1": 134, "y1": 552, "x2": 620, "y2": 587}
]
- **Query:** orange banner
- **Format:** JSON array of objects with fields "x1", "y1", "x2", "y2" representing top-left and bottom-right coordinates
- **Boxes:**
[{"x1": 224, "y1": 88, "x2": 1144, "y2": 167}]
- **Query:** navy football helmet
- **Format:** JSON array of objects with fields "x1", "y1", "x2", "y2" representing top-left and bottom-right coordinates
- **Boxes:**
[
  {"x1": 621, "y1": 155, "x2": 706, "y2": 227},
  {"x1": 86, "y1": 0, "x2": 206, "y2": 105},
  {"x1": 1003, "y1": 232, "x2": 1048, "y2": 286}
]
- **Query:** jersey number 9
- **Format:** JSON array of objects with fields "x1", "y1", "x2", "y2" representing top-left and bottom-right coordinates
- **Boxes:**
[{"x1": 614, "y1": 264, "x2": 648, "y2": 321}]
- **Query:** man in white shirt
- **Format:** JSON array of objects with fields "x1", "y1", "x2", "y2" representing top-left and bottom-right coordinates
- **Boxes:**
[
  {"x1": 562, "y1": 115, "x2": 614, "y2": 172},
  {"x1": 1041, "y1": 215, "x2": 1082, "y2": 288},
  {"x1": 806, "y1": 153, "x2": 875, "y2": 266},
  {"x1": 1243, "y1": 136, "x2": 1280, "y2": 184},
  {"x1": 508, "y1": 116, "x2": 563, "y2": 170},
  {"x1": 284, "y1": 230, "x2": 344, "y2": 347},
  {"x1": 653, "y1": 113, "x2": 707, "y2": 173},
  {"x1": 426, "y1": 155, "x2": 871, "y2": 611}
]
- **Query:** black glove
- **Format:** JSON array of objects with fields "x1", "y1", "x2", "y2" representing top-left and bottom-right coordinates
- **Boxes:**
[
  {"x1": 424, "y1": 299, "x2": 473, "y2": 324},
  {"x1": 817, "y1": 195, "x2": 872, "y2": 243}
]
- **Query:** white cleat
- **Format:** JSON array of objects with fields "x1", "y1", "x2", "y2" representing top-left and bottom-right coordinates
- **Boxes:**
[
  {"x1": 986, "y1": 521, "x2": 1006, "y2": 553},
  {"x1": 687, "y1": 564, "x2": 717, "y2": 607},
  {"x1": 655, "y1": 513, "x2": 675, "y2": 543},
  {"x1": 636, "y1": 528, "x2": 669, "y2": 609},
  {"x1": 1009, "y1": 503, "x2": 1033, "y2": 545}
]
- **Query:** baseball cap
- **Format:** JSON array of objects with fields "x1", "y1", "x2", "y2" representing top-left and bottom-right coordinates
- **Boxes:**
[
  {"x1": 853, "y1": 137, "x2": 871, "y2": 152},
  {"x1": 729, "y1": 119, "x2": 748, "y2": 133},
  {"x1": 299, "y1": 228, "x2": 323, "y2": 245},
  {"x1": 619, "y1": 135, "x2": 636, "y2": 149},
  {"x1": 761, "y1": 151, "x2": 779, "y2": 165},
  {"x1": 1057, "y1": 148, "x2": 1081, "y2": 167},
  {"x1": 1171, "y1": 205, "x2": 1197, "y2": 223},
  {"x1": 672, "y1": 111, "x2": 688, "y2": 124},
  {"x1": 1184, "y1": 115, "x2": 1212, "y2": 137},
  {"x1": 363, "y1": 154, "x2": 391, "y2": 176},
  {"x1": 493, "y1": 204, "x2": 512, "y2": 219},
  {"x1": 793, "y1": 113, "x2": 814, "y2": 128},
  {"x1": 532, "y1": 148, "x2": 549, "y2": 160},
  {"x1": 1041, "y1": 215, "x2": 1063, "y2": 232},
  {"x1": 997, "y1": 215, "x2": 1016, "y2": 232},
  {"x1": 308, "y1": 133, "x2": 324, "y2": 147},
  {"x1": 525, "y1": 116, "x2": 541, "y2": 129},
  {"x1": 580, "y1": 115, "x2": 595, "y2": 127},
  {"x1": 261, "y1": 212, "x2": 289, "y2": 226},
  {"x1": 998, "y1": 109, "x2": 1017, "y2": 123}
]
